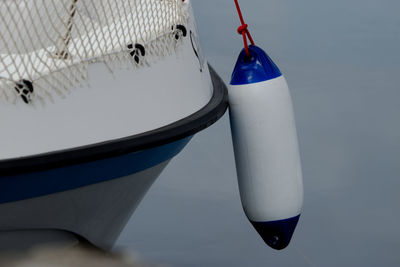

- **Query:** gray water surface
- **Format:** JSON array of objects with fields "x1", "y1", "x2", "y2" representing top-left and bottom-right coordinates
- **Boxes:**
[{"x1": 116, "y1": 1, "x2": 400, "y2": 266}]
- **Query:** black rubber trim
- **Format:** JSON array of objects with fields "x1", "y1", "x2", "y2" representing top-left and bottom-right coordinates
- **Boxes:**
[{"x1": 0, "y1": 65, "x2": 228, "y2": 176}]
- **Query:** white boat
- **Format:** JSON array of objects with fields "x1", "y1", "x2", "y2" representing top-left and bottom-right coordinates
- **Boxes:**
[
  {"x1": 0, "y1": 0, "x2": 304, "y2": 252},
  {"x1": 0, "y1": 0, "x2": 228, "y2": 250}
]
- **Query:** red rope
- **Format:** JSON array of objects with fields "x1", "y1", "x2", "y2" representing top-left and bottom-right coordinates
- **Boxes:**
[{"x1": 234, "y1": 0, "x2": 255, "y2": 57}]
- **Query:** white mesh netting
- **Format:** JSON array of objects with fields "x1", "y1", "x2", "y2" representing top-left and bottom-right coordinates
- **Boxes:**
[{"x1": 0, "y1": 0, "x2": 188, "y2": 104}]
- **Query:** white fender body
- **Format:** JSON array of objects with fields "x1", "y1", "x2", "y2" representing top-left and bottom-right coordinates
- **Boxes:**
[{"x1": 228, "y1": 45, "x2": 303, "y2": 250}]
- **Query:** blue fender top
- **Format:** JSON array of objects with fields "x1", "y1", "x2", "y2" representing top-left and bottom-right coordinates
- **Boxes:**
[{"x1": 230, "y1": 45, "x2": 282, "y2": 85}]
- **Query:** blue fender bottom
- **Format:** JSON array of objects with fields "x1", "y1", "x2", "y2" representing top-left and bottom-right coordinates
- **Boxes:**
[{"x1": 250, "y1": 214, "x2": 301, "y2": 250}]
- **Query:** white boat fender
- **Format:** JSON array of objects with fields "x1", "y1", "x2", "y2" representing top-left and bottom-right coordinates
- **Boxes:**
[
  {"x1": 229, "y1": 45, "x2": 304, "y2": 250},
  {"x1": 229, "y1": 0, "x2": 303, "y2": 251}
]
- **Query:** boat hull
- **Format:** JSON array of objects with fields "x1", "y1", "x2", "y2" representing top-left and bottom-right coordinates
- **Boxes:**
[
  {"x1": 0, "y1": 159, "x2": 171, "y2": 250},
  {"x1": 0, "y1": 65, "x2": 228, "y2": 250},
  {"x1": 0, "y1": 0, "x2": 229, "y2": 250}
]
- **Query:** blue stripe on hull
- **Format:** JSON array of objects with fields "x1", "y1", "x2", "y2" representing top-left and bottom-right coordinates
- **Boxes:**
[{"x1": 0, "y1": 137, "x2": 192, "y2": 204}]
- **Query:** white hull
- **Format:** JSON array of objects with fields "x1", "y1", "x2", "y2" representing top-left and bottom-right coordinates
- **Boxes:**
[
  {"x1": 0, "y1": 1, "x2": 210, "y2": 160},
  {"x1": 0, "y1": 161, "x2": 169, "y2": 250}
]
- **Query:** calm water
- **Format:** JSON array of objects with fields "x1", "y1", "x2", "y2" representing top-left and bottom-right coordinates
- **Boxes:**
[{"x1": 116, "y1": 0, "x2": 400, "y2": 266}]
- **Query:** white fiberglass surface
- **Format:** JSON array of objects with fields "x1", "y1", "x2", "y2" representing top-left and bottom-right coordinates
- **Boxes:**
[{"x1": 0, "y1": 33, "x2": 212, "y2": 159}]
